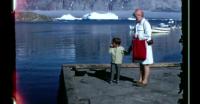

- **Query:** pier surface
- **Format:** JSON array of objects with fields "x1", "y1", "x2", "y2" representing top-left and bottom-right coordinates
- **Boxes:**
[{"x1": 59, "y1": 63, "x2": 181, "y2": 104}]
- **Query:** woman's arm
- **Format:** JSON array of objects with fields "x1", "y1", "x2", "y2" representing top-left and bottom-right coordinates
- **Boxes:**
[{"x1": 125, "y1": 44, "x2": 132, "y2": 55}]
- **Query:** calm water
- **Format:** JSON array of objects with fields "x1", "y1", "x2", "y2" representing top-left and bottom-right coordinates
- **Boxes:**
[{"x1": 16, "y1": 20, "x2": 182, "y2": 104}]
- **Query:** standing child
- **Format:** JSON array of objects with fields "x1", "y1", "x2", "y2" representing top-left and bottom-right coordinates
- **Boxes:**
[{"x1": 109, "y1": 37, "x2": 125, "y2": 84}]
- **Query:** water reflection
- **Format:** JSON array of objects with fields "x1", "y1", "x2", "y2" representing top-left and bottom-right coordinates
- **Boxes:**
[
  {"x1": 153, "y1": 28, "x2": 182, "y2": 62},
  {"x1": 16, "y1": 22, "x2": 182, "y2": 64}
]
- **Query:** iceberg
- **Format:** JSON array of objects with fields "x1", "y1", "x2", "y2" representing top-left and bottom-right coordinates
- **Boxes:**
[
  {"x1": 168, "y1": 19, "x2": 175, "y2": 24},
  {"x1": 82, "y1": 12, "x2": 118, "y2": 20},
  {"x1": 127, "y1": 17, "x2": 136, "y2": 20},
  {"x1": 55, "y1": 14, "x2": 82, "y2": 20},
  {"x1": 159, "y1": 23, "x2": 169, "y2": 27}
]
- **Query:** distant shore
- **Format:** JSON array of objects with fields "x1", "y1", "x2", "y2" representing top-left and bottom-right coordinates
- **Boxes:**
[
  {"x1": 15, "y1": 10, "x2": 181, "y2": 21},
  {"x1": 15, "y1": 11, "x2": 53, "y2": 22}
]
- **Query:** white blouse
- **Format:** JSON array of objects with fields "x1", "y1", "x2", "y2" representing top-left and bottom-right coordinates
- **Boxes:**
[
  {"x1": 134, "y1": 18, "x2": 152, "y2": 41},
  {"x1": 134, "y1": 18, "x2": 154, "y2": 65}
]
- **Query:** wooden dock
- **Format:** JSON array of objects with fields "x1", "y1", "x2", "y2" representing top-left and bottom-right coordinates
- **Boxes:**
[{"x1": 58, "y1": 63, "x2": 181, "y2": 104}]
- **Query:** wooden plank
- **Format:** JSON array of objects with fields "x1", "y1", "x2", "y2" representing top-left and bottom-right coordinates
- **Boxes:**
[{"x1": 62, "y1": 63, "x2": 180, "y2": 69}]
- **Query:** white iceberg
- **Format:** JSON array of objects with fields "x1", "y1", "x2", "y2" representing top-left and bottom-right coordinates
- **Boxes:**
[
  {"x1": 55, "y1": 14, "x2": 82, "y2": 20},
  {"x1": 82, "y1": 12, "x2": 118, "y2": 20},
  {"x1": 159, "y1": 23, "x2": 169, "y2": 27},
  {"x1": 129, "y1": 25, "x2": 135, "y2": 30},
  {"x1": 168, "y1": 19, "x2": 175, "y2": 24},
  {"x1": 128, "y1": 17, "x2": 136, "y2": 20}
]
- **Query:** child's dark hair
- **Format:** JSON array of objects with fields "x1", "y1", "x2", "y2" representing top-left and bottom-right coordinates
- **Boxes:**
[{"x1": 112, "y1": 37, "x2": 121, "y2": 45}]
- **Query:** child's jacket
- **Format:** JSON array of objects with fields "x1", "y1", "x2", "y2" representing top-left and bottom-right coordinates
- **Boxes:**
[{"x1": 109, "y1": 46, "x2": 124, "y2": 64}]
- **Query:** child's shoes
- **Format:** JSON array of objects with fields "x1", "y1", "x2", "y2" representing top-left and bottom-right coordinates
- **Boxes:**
[{"x1": 116, "y1": 80, "x2": 119, "y2": 84}]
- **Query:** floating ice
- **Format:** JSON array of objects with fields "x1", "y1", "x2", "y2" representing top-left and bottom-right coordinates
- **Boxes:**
[
  {"x1": 55, "y1": 14, "x2": 82, "y2": 20},
  {"x1": 128, "y1": 17, "x2": 136, "y2": 20},
  {"x1": 159, "y1": 23, "x2": 169, "y2": 27},
  {"x1": 82, "y1": 12, "x2": 118, "y2": 20}
]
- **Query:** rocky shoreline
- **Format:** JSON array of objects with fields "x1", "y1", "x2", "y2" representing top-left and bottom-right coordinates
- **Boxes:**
[{"x1": 15, "y1": 11, "x2": 53, "y2": 22}]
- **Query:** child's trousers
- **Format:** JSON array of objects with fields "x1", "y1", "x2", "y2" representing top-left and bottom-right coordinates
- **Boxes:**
[{"x1": 110, "y1": 63, "x2": 121, "y2": 82}]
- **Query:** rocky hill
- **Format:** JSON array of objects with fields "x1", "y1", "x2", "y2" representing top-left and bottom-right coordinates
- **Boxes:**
[{"x1": 16, "y1": 0, "x2": 181, "y2": 12}]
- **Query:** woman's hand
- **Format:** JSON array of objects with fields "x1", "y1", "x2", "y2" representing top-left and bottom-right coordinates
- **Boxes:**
[
  {"x1": 124, "y1": 50, "x2": 129, "y2": 55},
  {"x1": 133, "y1": 34, "x2": 139, "y2": 39}
]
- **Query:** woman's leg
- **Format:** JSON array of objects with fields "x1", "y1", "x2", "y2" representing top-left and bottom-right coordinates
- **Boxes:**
[
  {"x1": 138, "y1": 64, "x2": 144, "y2": 83},
  {"x1": 142, "y1": 64, "x2": 150, "y2": 84}
]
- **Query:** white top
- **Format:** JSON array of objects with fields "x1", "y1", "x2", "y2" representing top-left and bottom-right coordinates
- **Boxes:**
[
  {"x1": 109, "y1": 46, "x2": 124, "y2": 64},
  {"x1": 134, "y1": 18, "x2": 152, "y2": 41},
  {"x1": 134, "y1": 18, "x2": 154, "y2": 64}
]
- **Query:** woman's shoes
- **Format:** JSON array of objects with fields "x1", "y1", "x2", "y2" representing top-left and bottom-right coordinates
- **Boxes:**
[
  {"x1": 135, "y1": 82, "x2": 148, "y2": 87},
  {"x1": 135, "y1": 81, "x2": 142, "y2": 84}
]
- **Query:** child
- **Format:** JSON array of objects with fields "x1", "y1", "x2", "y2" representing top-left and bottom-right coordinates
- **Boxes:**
[{"x1": 109, "y1": 37, "x2": 125, "y2": 84}]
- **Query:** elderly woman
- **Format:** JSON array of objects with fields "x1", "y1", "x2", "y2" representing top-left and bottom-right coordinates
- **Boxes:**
[{"x1": 130, "y1": 8, "x2": 154, "y2": 87}]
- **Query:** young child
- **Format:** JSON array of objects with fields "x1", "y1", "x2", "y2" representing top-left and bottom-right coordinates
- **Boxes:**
[{"x1": 109, "y1": 37, "x2": 125, "y2": 84}]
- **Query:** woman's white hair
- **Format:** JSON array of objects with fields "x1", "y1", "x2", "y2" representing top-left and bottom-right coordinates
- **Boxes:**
[{"x1": 134, "y1": 8, "x2": 144, "y2": 17}]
